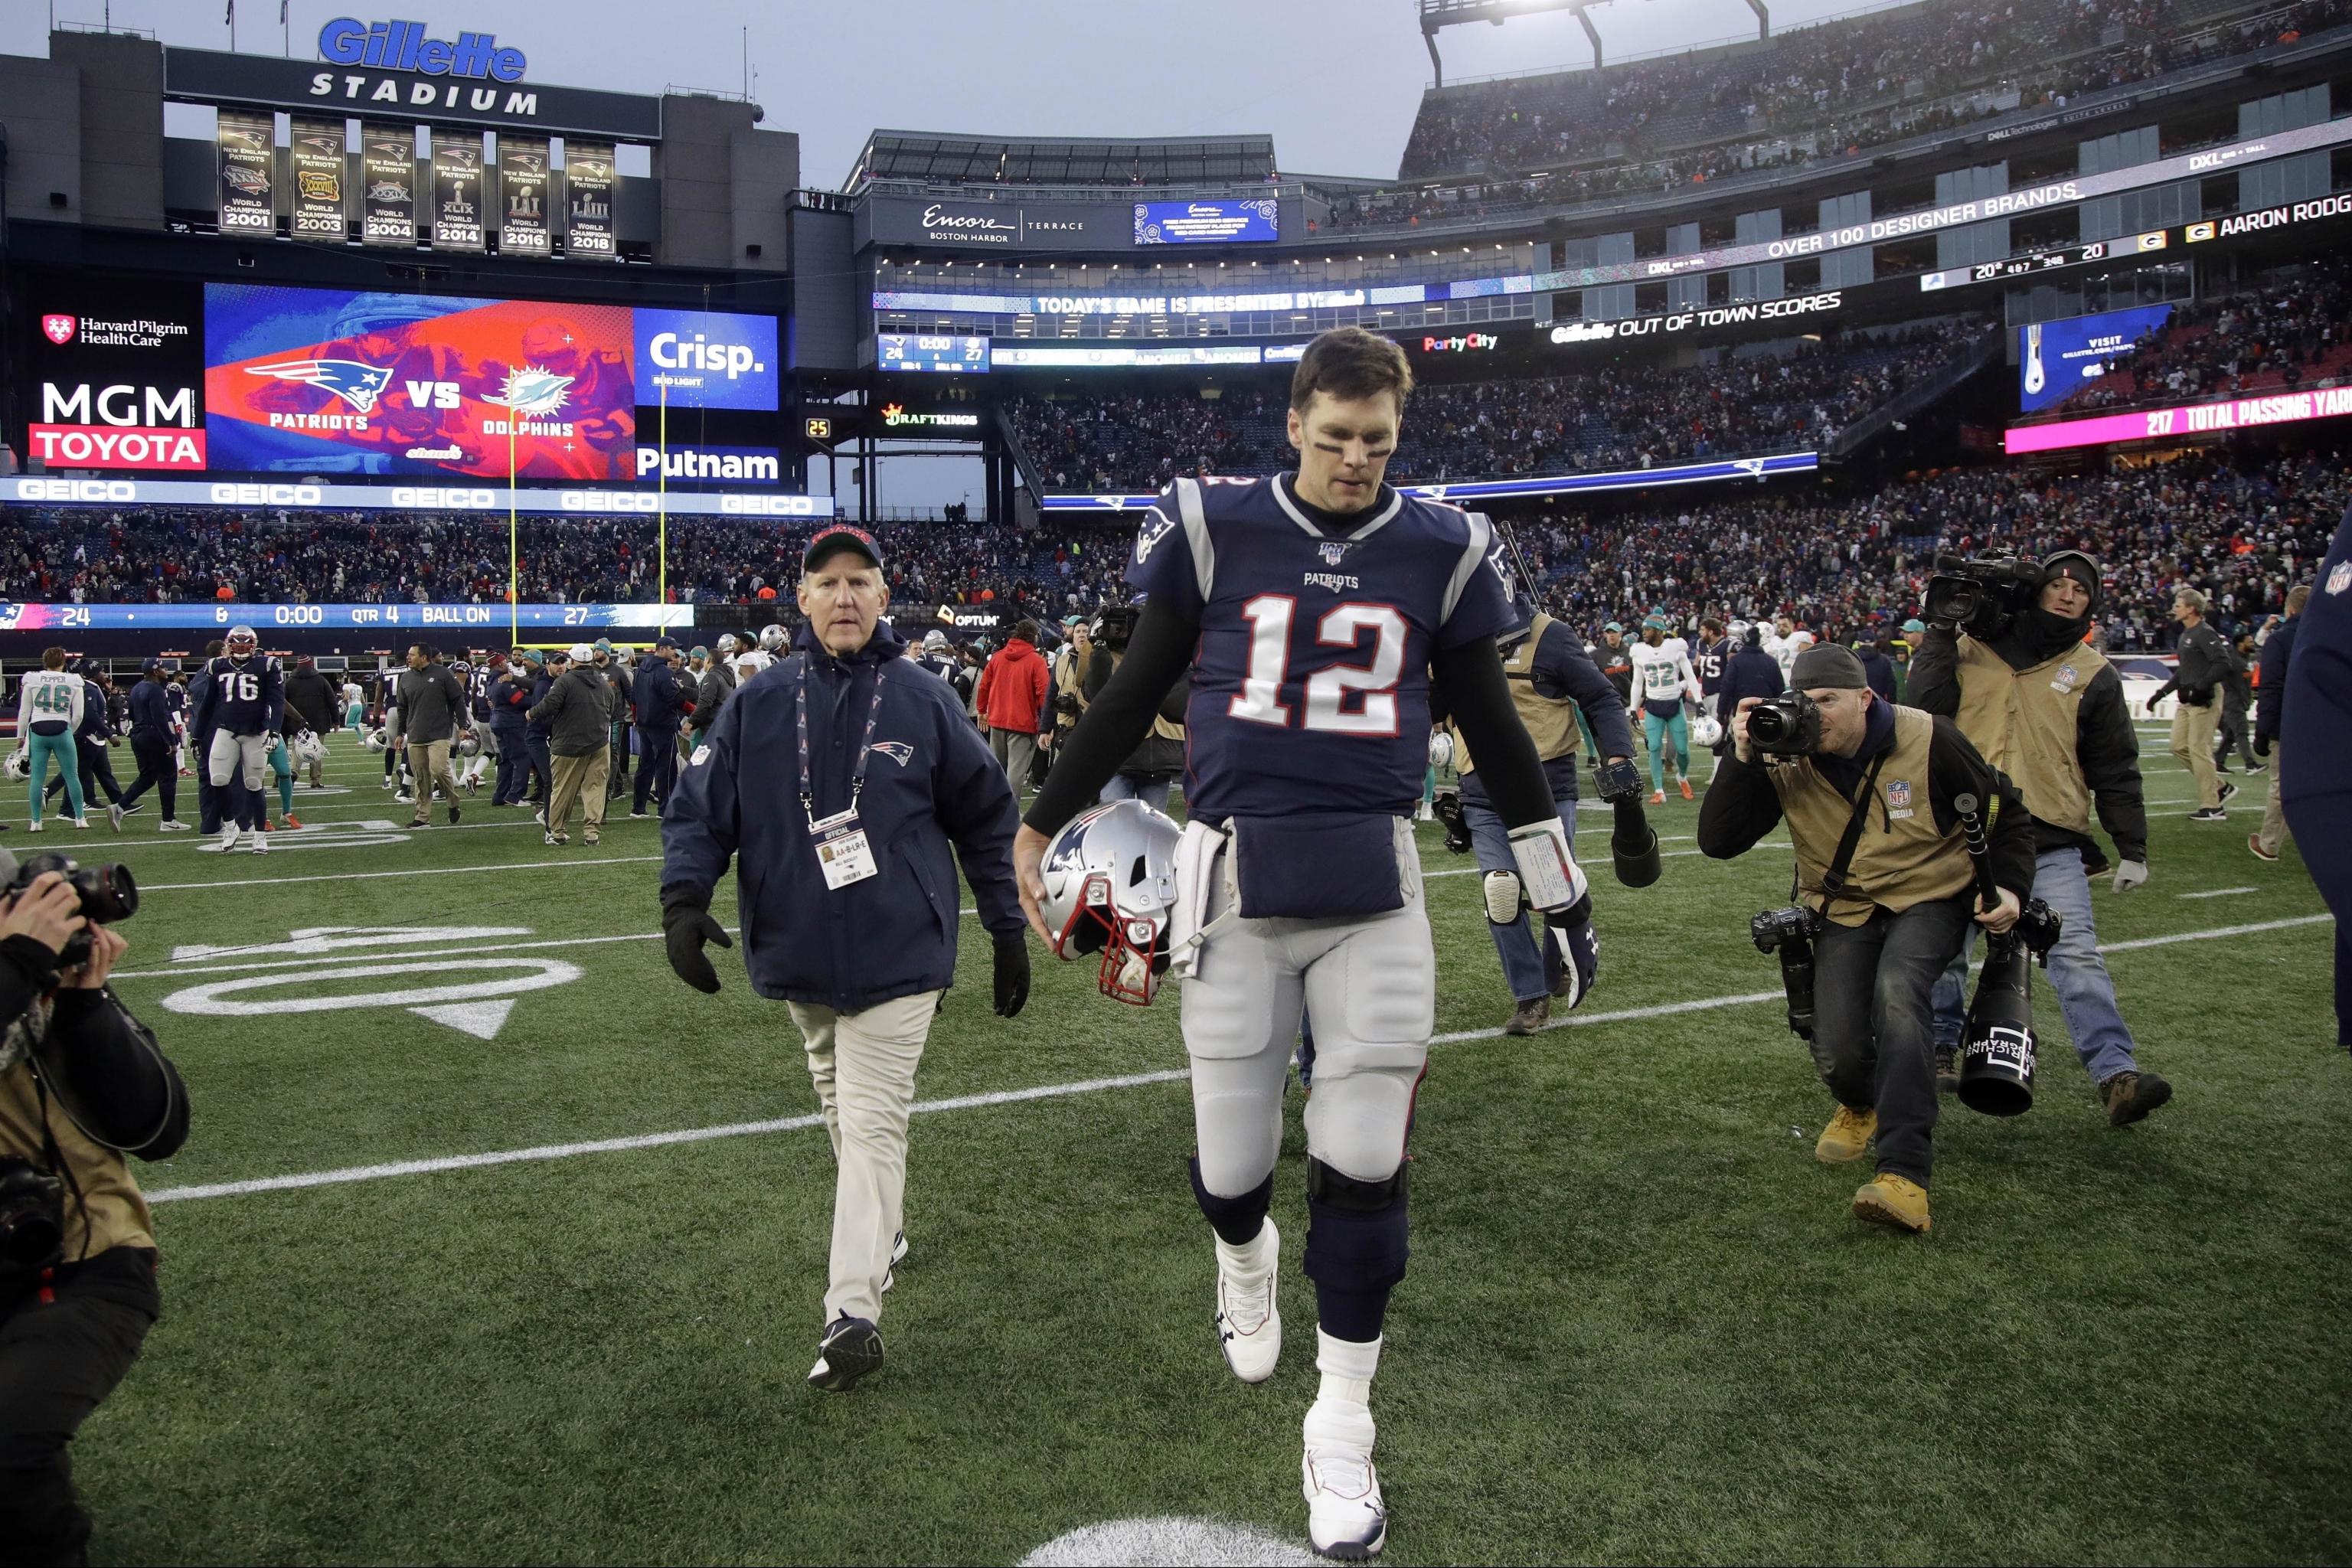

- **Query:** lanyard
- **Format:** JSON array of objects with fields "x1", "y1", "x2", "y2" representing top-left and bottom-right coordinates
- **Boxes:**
[{"x1": 795, "y1": 659, "x2": 890, "y2": 822}]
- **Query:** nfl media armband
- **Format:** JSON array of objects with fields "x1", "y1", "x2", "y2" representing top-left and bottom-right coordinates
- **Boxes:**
[{"x1": 1506, "y1": 818, "x2": 1587, "y2": 912}]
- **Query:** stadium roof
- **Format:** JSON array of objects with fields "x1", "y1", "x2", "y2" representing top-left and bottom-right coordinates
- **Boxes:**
[{"x1": 846, "y1": 129, "x2": 1279, "y2": 192}]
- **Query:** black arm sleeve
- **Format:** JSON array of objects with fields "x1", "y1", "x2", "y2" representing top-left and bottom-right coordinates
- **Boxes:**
[
  {"x1": 1024, "y1": 599, "x2": 1199, "y2": 833},
  {"x1": 1697, "y1": 753, "x2": 1786, "y2": 858},
  {"x1": 41, "y1": 986, "x2": 190, "y2": 1160},
  {"x1": 1432, "y1": 637, "x2": 1556, "y2": 828},
  {"x1": 2076, "y1": 668, "x2": 2147, "y2": 864},
  {"x1": 1085, "y1": 646, "x2": 1189, "y2": 723},
  {"x1": 1905, "y1": 627, "x2": 1963, "y2": 718},
  {"x1": 1926, "y1": 716, "x2": 2035, "y2": 903}
]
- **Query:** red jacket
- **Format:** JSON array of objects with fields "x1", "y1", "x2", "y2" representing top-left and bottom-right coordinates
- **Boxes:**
[{"x1": 975, "y1": 638, "x2": 1049, "y2": 733}]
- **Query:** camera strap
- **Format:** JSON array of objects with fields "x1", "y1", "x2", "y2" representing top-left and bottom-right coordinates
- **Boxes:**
[{"x1": 1818, "y1": 749, "x2": 1892, "y2": 905}]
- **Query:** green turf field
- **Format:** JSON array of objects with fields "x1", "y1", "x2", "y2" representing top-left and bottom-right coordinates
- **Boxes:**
[{"x1": 40, "y1": 728, "x2": 2349, "y2": 1565}]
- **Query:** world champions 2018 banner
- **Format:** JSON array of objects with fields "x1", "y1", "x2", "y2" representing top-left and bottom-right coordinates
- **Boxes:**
[{"x1": 204, "y1": 285, "x2": 637, "y2": 479}]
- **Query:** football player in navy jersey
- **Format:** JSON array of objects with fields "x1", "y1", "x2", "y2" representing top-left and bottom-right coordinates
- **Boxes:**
[
  {"x1": 1690, "y1": 616, "x2": 1732, "y2": 777},
  {"x1": 190, "y1": 624, "x2": 286, "y2": 854},
  {"x1": 1014, "y1": 328, "x2": 1586, "y2": 1561}
]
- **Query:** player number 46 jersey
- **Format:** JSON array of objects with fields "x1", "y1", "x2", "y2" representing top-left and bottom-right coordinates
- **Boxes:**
[{"x1": 1127, "y1": 475, "x2": 1517, "y2": 821}]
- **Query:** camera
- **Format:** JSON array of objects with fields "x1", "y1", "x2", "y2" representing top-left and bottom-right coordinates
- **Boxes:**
[
  {"x1": 1751, "y1": 904, "x2": 1826, "y2": 1039},
  {"x1": 0, "y1": 1156, "x2": 65, "y2": 1275},
  {"x1": 1922, "y1": 554, "x2": 2047, "y2": 639},
  {"x1": 1089, "y1": 603, "x2": 1138, "y2": 652},
  {"x1": 1052, "y1": 690, "x2": 1084, "y2": 720},
  {"x1": 1746, "y1": 691, "x2": 1821, "y2": 756},
  {"x1": 5, "y1": 853, "x2": 137, "y2": 968}
]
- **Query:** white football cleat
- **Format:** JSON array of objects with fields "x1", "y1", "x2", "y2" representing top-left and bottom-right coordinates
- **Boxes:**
[
  {"x1": 217, "y1": 824, "x2": 240, "y2": 854},
  {"x1": 1214, "y1": 1218, "x2": 1281, "y2": 1383},
  {"x1": 1302, "y1": 1398, "x2": 1387, "y2": 1560},
  {"x1": 71, "y1": 816, "x2": 90, "y2": 830},
  {"x1": 25, "y1": 821, "x2": 43, "y2": 835},
  {"x1": 250, "y1": 828, "x2": 270, "y2": 854}
]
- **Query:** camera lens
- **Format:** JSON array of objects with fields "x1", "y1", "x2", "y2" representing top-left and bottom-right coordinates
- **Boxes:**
[{"x1": 80, "y1": 864, "x2": 137, "y2": 925}]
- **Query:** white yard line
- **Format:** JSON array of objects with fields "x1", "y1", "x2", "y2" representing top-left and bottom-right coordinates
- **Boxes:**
[
  {"x1": 137, "y1": 855, "x2": 662, "y2": 892},
  {"x1": 142, "y1": 913, "x2": 2335, "y2": 1205},
  {"x1": 2178, "y1": 887, "x2": 2259, "y2": 900}
]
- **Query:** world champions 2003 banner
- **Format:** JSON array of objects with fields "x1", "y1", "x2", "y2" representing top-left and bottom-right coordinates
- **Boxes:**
[{"x1": 204, "y1": 285, "x2": 637, "y2": 479}]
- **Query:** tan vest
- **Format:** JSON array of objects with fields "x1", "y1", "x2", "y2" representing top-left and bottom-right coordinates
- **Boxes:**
[
  {"x1": 1952, "y1": 634, "x2": 2101, "y2": 835},
  {"x1": 1768, "y1": 704, "x2": 1976, "y2": 927},
  {"x1": 0, "y1": 1060, "x2": 156, "y2": 1260},
  {"x1": 1452, "y1": 613, "x2": 1579, "y2": 776}
]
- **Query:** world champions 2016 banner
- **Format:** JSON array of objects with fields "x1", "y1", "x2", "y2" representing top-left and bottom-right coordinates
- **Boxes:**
[{"x1": 204, "y1": 285, "x2": 637, "y2": 479}]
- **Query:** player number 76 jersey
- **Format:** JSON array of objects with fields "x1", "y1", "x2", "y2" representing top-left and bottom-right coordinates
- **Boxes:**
[{"x1": 1126, "y1": 475, "x2": 1517, "y2": 822}]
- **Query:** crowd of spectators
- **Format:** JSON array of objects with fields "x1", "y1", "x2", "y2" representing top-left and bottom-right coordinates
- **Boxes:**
[
  {"x1": 1004, "y1": 320, "x2": 1986, "y2": 492},
  {"x1": 1308, "y1": 0, "x2": 2352, "y2": 233},
  {"x1": 2039, "y1": 257, "x2": 2352, "y2": 416}
]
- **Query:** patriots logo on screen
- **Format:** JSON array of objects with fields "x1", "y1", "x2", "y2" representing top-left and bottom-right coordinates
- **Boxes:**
[
  {"x1": 864, "y1": 741, "x2": 915, "y2": 768},
  {"x1": 483, "y1": 365, "x2": 573, "y2": 417},
  {"x1": 1736, "y1": 457, "x2": 1768, "y2": 479},
  {"x1": 42, "y1": 315, "x2": 76, "y2": 345},
  {"x1": 246, "y1": 358, "x2": 397, "y2": 413}
]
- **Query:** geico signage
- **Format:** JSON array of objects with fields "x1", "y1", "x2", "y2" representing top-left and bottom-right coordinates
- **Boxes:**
[
  {"x1": 1549, "y1": 291, "x2": 1845, "y2": 345},
  {"x1": 317, "y1": 18, "x2": 527, "y2": 80},
  {"x1": 13, "y1": 479, "x2": 142, "y2": 503},
  {"x1": 389, "y1": 487, "x2": 500, "y2": 509},
  {"x1": 211, "y1": 484, "x2": 328, "y2": 505}
]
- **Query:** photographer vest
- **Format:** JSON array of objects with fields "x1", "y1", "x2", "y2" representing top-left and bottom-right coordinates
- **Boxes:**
[
  {"x1": 0, "y1": 1063, "x2": 155, "y2": 1261},
  {"x1": 1449, "y1": 613, "x2": 1579, "y2": 776},
  {"x1": 1952, "y1": 635, "x2": 2100, "y2": 835},
  {"x1": 1768, "y1": 704, "x2": 1975, "y2": 927}
]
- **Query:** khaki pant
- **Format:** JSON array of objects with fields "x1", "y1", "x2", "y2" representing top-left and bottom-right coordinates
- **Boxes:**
[
  {"x1": 786, "y1": 989, "x2": 939, "y2": 1325},
  {"x1": 2257, "y1": 746, "x2": 2293, "y2": 858},
  {"x1": 2168, "y1": 700, "x2": 2222, "y2": 809},
  {"x1": 545, "y1": 747, "x2": 611, "y2": 838},
  {"x1": 408, "y1": 737, "x2": 458, "y2": 820}
]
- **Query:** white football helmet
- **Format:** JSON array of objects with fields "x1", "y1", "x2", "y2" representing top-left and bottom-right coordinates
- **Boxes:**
[
  {"x1": 225, "y1": 625, "x2": 260, "y2": 658},
  {"x1": 362, "y1": 727, "x2": 388, "y2": 753},
  {"x1": 1037, "y1": 799, "x2": 1184, "y2": 1005},
  {"x1": 715, "y1": 632, "x2": 740, "y2": 655},
  {"x1": 1691, "y1": 713, "x2": 1724, "y2": 748},
  {"x1": 759, "y1": 622, "x2": 789, "y2": 652},
  {"x1": 456, "y1": 731, "x2": 481, "y2": 758},
  {"x1": 294, "y1": 730, "x2": 328, "y2": 764},
  {"x1": 2, "y1": 750, "x2": 28, "y2": 781},
  {"x1": 1427, "y1": 730, "x2": 1455, "y2": 769}
]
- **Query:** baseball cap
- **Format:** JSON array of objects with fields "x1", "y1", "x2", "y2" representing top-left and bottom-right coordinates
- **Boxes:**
[
  {"x1": 803, "y1": 524, "x2": 884, "y2": 574},
  {"x1": 1642, "y1": 613, "x2": 1670, "y2": 632},
  {"x1": 141, "y1": 657, "x2": 163, "y2": 675},
  {"x1": 1602, "y1": 621, "x2": 1623, "y2": 634},
  {"x1": 1791, "y1": 645, "x2": 1869, "y2": 690},
  {"x1": 655, "y1": 636, "x2": 678, "y2": 652},
  {"x1": 593, "y1": 638, "x2": 613, "y2": 655},
  {"x1": 1902, "y1": 618, "x2": 1928, "y2": 635},
  {"x1": 690, "y1": 645, "x2": 709, "y2": 660},
  {"x1": 568, "y1": 642, "x2": 595, "y2": 664}
]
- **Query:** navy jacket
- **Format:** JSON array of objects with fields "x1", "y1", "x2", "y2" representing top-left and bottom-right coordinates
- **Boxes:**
[
  {"x1": 632, "y1": 654, "x2": 687, "y2": 731},
  {"x1": 1855, "y1": 645, "x2": 1899, "y2": 705},
  {"x1": 488, "y1": 671, "x2": 534, "y2": 733},
  {"x1": 523, "y1": 673, "x2": 556, "y2": 743},
  {"x1": 129, "y1": 678, "x2": 174, "y2": 740},
  {"x1": 72, "y1": 680, "x2": 112, "y2": 746},
  {"x1": 1718, "y1": 643, "x2": 1786, "y2": 723},
  {"x1": 2255, "y1": 616, "x2": 2299, "y2": 747},
  {"x1": 2281, "y1": 501, "x2": 2352, "y2": 1046},
  {"x1": 662, "y1": 621, "x2": 1024, "y2": 1014}
]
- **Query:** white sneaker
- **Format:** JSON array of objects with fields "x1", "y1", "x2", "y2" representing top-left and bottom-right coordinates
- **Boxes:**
[
  {"x1": 250, "y1": 829, "x2": 270, "y2": 854},
  {"x1": 883, "y1": 1229, "x2": 908, "y2": 1293},
  {"x1": 1214, "y1": 1218, "x2": 1282, "y2": 1383},
  {"x1": 1302, "y1": 1399, "x2": 1387, "y2": 1560},
  {"x1": 72, "y1": 816, "x2": 90, "y2": 830},
  {"x1": 108, "y1": 804, "x2": 126, "y2": 831},
  {"x1": 26, "y1": 821, "x2": 42, "y2": 834},
  {"x1": 218, "y1": 824, "x2": 240, "y2": 854},
  {"x1": 379, "y1": 776, "x2": 394, "y2": 789},
  {"x1": 159, "y1": 818, "x2": 193, "y2": 832}
]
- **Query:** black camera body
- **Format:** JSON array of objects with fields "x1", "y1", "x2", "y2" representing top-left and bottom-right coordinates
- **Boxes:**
[
  {"x1": 0, "y1": 1156, "x2": 66, "y2": 1276},
  {"x1": 1089, "y1": 604, "x2": 1138, "y2": 652},
  {"x1": 5, "y1": 853, "x2": 137, "y2": 968},
  {"x1": 1746, "y1": 691, "x2": 1822, "y2": 756},
  {"x1": 1752, "y1": 904, "x2": 1827, "y2": 1040},
  {"x1": 1922, "y1": 554, "x2": 2047, "y2": 639}
]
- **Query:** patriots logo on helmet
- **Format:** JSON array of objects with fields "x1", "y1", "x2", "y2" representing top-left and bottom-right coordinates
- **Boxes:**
[
  {"x1": 246, "y1": 358, "x2": 397, "y2": 414},
  {"x1": 865, "y1": 741, "x2": 915, "y2": 768}
]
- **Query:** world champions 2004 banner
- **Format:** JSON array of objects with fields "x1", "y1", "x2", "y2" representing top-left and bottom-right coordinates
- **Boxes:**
[{"x1": 203, "y1": 285, "x2": 637, "y2": 479}]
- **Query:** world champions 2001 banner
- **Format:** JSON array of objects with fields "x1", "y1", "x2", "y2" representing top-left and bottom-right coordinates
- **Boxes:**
[{"x1": 203, "y1": 286, "x2": 637, "y2": 479}]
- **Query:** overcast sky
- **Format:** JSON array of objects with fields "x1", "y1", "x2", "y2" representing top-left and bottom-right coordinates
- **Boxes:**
[{"x1": 8, "y1": 0, "x2": 1870, "y2": 185}]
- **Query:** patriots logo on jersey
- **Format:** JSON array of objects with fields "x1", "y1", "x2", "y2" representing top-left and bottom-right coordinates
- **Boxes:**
[
  {"x1": 865, "y1": 741, "x2": 915, "y2": 768},
  {"x1": 1134, "y1": 511, "x2": 1177, "y2": 564},
  {"x1": 245, "y1": 358, "x2": 397, "y2": 414}
]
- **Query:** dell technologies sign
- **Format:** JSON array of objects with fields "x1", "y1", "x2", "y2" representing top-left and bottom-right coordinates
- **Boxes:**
[{"x1": 162, "y1": 19, "x2": 661, "y2": 138}]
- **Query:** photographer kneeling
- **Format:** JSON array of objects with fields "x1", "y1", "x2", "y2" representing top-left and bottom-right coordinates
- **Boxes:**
[
  {"x1": 0, "y1": 851, "x2": 186, "y2": 1566},
  {"x1": 1699, "y1": 646, "x2": 2033, "y2": 1233}
]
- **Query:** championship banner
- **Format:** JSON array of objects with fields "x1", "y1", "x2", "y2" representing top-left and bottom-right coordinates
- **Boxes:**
[
  {"x1": 564, "y1": 142, "x2": 616, "y2": 259},
  {"x1": 289, "y1": 119, "x2": 348, "y2": 240},
  {"x1": 430, "y1": 131, "x2": 485, "y2": 250},
  {"x1": 204, "y1": 283, "x2": 636, "y2": 479},
  {"x1": 361, "y1": 126, "x2": 416, "y2": 246},
  {"x1": 497, "y1": 136, "x2": 550, "y2": 256},
  {"x1": 217, "y1": 111, "x2": 276, "y2": 234}
]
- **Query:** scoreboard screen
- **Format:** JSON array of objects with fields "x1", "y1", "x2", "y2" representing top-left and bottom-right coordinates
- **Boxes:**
[{"x1": 878, "y1": 333, "x2": 991, "y2": 374}]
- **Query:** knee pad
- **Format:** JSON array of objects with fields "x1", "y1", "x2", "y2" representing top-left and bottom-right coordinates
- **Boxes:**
[
  {"x1": 1481, "y1": 870, "x2": 1523, "y2": 925},
  {"x1": 1302, "y1": 1157, "x2": 1410, "y2": 1295},
  {"x1": 1188, "y1": 1156, "x2": 1275, "y2": 1246}
]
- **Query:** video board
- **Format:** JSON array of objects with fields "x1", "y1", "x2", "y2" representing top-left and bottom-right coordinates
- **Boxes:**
[
  {"x1": 2018, "y1": 304, "x2": 2174, "y2": 413},
  {"x1": 1132, "y1": 199, "x2": 1279, "y2": 244}
]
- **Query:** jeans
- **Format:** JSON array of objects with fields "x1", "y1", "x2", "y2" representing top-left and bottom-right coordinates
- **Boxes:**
[
  {"x1": 1931, "y1": 846, "x2": 2138, "y2": 1085},
  {"x1": 1465, "y1": 794, "x2": 1582, "y2": 1004},
  {"x1": 1099, "y1": 773, "x2": 1173, "y2": 812},
  {"x1": 1811, "y1": 895, "x2": 1971, "y2": 1186},
  {"x1": 633, "y1": 725, "x2": 679, "y2": 815}
]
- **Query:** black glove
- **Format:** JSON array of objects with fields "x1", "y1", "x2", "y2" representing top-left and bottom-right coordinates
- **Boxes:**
[
  {"x1": 992, "y1": 930, "x2": 1031, "y2": 1018},
  {"x1": 661, "y1": 885, "x2": 731, "y2": 994},
  {"x1": 1431, "y1": 787, "x2": 1473, "y2": 854}
]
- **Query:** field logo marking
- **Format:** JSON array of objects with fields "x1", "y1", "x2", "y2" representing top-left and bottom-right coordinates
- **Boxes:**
[{"x1": 158, "y1": 925, "x2": 576, "y2": 1040}]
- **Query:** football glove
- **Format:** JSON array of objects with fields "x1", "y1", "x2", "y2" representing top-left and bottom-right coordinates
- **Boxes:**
[
  {"x1": 992, "y1": 930, "x2": 1031, "y2": 1018},
  {"x1": 1431, "y1": 786, "x2": 1472, "y2": 854},
  {"x1": 2112, "y1": 860, "x2": 2149, "y2": 893},
  {"x1": 661, "y1": 886, "x2": 731, "y2": 994}
]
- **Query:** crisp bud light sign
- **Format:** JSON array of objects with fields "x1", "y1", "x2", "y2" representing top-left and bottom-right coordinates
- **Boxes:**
[
  {"x1": 632, "y1": 309, "x2": 778, "y2": 411},
  {"x1": 2018, "y1": 304, "x2": 2174, "y2": 413},
  {"x1": 1132, "y1": 199, "x2": 1278, "y2": 245},
  {"x1": 634, "y1": 444, "x2": 782, "y2": 483}
]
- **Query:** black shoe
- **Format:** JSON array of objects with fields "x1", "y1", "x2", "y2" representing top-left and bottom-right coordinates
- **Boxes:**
[
  {"x1": 808, "y1": 1315, "x2": 884, "y2": 1392},
  {"x1": 2188, "y1": 806, "x2": 2228, "y2": 823},
  {"x1": 448, "y1": 803, "x2": 461, "y2": 825},
  {"x1": 2214, "y1": 763, "x2": 2233, "y2": 775},
  {"x1": 2246, "y1": 762, "x2": 2269, "y2": 775},
  {"x1": 2102, "y1": 1070, "x2": 2174, "y2": 1127},
  {"x1": 2217, "y1": 781, "x2": 2239, "y2": 806},
  {"x1": 119, "y1": 802, "x2": 146, "y2": 818},
  {"x1": 1934, "y1": 1045, "x2": 1960, "y2": 1095}
]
